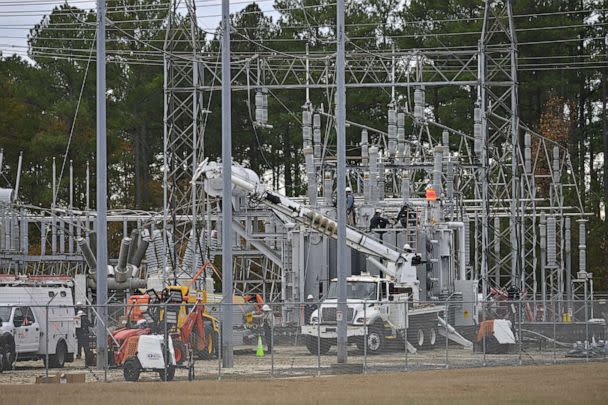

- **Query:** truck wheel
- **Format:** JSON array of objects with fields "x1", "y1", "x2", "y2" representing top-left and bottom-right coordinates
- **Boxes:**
[
  {"x1": 0, "y1": 334, "x2": 15, "y2": 370},
  {"x1": 123, "y1": 357, "x2": 141, "y2": 382},
  {"x1": 426, "y1": 328, "x2": 437, "y2": 347},
  {"x1": 49, "y1": 340, "x2": 67, "y2": 368},
  {"x1": 3, "y1": 345, "x2": 15, "y2": 370},
  {"x1": 413, "y1": 328, "x2": 425, "y2": 348},
  {"x1": 366, "y1": 327, "x2": 385, "y2": 354},
  {"x1": 305, "y1": 336, "x2": 330, "y2": 355},
  {"x1": 159, "y1": 365, "x2": 175, "y2": 381}
]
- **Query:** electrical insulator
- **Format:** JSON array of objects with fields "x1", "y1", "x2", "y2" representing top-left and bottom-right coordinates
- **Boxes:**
[
  {"x1": 255, "y1": 88, "x2": 268, "y2": 125},
  {"x1": 361, "y1": 129, "x2": 369, "y2": 165},
  {"x1": 414, "y1": 87, "x2": 425, "y2": 121},
  {"x1": 313, "y1": 113, "x2": 321, "y2": 159},
  {"x1": 378, "y1": 158, "x2": 385, "y2": 201},
  {"x1": 524, "y1": 132, "x2": 532, "y2": 174},
  {"x1": 397, "y1": 112, "x2": 405, "y2": 161},
  {"x1": 547, "y1": 216, "x2": 557, "y2": 266},
  {"x1": 474, "y1": 106, "x2": 482, "y2": 154},
  {"x1": 262, "y1": 88, "x2": 268, "y2": 123},
  {"x1": 302, "y1": 109, "x2": 312, "y2": 149},
  {"x1": 388, "y1": 106, "x2": 397, "y2": 158},
  {"x1": 553, "y1": 146, "x2": 560, "y2": 183}
]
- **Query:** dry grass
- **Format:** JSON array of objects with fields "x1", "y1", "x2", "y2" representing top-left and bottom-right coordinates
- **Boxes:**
[{"x1": 2, "y1": 362, "x2": 607, "y2": 404}]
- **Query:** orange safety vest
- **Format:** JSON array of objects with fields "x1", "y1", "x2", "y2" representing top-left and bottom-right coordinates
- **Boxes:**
[{"x1": 425, "y1": 187, "x2": 437, "y2": 201}]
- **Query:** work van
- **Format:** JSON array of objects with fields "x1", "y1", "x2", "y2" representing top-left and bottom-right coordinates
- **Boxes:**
[{"x1": 0, "y1": 285, "x2": 77, "y2": 370}]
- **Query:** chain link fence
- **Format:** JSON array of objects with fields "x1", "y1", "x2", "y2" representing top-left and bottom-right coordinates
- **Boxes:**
[{"x1": 0, "y1": 297, "x2": 606, "y2": 383}]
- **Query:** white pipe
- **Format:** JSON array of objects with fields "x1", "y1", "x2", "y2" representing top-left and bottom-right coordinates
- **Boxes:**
[{"x1": 446, "y1": 222, "x2": 466, "y2": 280}]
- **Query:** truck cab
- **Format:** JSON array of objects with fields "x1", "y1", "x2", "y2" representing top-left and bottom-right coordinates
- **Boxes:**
[
  {"x1": 0, "y1": 305, "x2": 41, "y2": 355},
  {"x1": 302, "y1": 273, "x2": 443, "y2": 354}
]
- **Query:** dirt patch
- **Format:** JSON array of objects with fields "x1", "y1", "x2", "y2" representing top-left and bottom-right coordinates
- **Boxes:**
[{"x1": 1, "y1": 362, "x2": 607, "y2": 404}]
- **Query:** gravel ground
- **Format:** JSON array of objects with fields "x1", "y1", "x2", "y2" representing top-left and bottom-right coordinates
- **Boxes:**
[{"x1": 1, "y1": 362, "x2": 607, "y2": 405}]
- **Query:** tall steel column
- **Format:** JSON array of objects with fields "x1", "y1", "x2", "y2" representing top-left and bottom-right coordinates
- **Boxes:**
[
  {"x1": 162, "y1": 0, "x2": 205, "y2": 281},
  {"x1": 507, "y1": 0, "x2": 520, "y2": 288},
  {"x1": 221, "y1": 0, "x2": 234, "y2": 368},
  {"x1": 478, "y1": 9, "x2": 489, "y2": 298},
  {"x1": 335, "y1": 0, "x2": 348, "y2": 364},
  {"x1": 95, "y1": 0, "x2": 108, "y2": 370}
]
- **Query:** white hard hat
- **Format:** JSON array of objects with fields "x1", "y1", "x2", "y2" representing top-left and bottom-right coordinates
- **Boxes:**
[
  {"x1": 404, "y1": 243, "x2": 412, "y2": 251},
  {"x1": 375, "y1": 209, "x2": 382, "y2": 214},
  {"x1": 307, "y1": 294, "x2": 314, "y2": 300},
  {"x1": 262, "y1": 304, "x2": 271, "y2": 312},
  {"x1": 136, "y1": 319, "x2": 147, "y2": 328},
  {"x1": 77, "y1": 310, "x2": 84, "y2": 316},
  {"x1": 345, "y1": 187, "x2": 352, "y2": 192},
  {"x1": 76, "y1": 301, "x2": 82, "y2": 306}
]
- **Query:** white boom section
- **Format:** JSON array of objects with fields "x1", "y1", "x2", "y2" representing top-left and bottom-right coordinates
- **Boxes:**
[{"x1": 195, "y1": 160, "x2": 418, "y2": 286}]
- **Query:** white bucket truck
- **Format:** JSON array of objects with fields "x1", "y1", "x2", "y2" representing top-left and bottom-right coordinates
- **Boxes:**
[{"x1": 0, "y1": 276, "x2": 77, "y2": 370}]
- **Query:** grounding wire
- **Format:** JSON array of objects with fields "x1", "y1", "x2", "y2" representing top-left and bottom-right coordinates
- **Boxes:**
[{"x1": 53, "y1": 29, "x2": 96, "y2": 205}]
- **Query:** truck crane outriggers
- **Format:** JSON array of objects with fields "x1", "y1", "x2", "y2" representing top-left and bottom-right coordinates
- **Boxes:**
[{"x1": 194, "y1": 159, "x2": 472, "y2": 354}]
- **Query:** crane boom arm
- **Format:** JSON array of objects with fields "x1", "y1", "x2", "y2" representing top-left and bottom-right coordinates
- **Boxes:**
[{"x1": 197, "y1": 161, "x2": 418, "y2": 285}]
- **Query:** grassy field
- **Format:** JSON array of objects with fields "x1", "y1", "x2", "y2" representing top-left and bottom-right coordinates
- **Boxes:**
[{"x1": 2, "y1": 362, "x2": 607, "y2": 404}]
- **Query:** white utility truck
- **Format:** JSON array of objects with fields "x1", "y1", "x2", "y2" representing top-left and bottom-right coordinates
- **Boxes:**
[
  {"x1": 303, "y1": 274, "x2": 446, "y2": 354},
  {"x1": 0, "y1": 276, "x2": 77, "y2": 370},
  {"x1": 195, "y1": 160, "x2": 472, "y2": 355}
]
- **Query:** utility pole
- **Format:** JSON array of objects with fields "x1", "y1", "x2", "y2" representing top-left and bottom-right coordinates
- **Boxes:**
[
  {"x1": 95, "y1": 0, "x2": 108, "y2": 370},
  {"x1": 221, "y1": 0, "x2": 234, "y2": 369},
  {"x1": 603, "y1": 32, "x2": 608, "y2": 206},
  {"x1": 336, "y1": 0, "x2": 348, "y2": 364}
]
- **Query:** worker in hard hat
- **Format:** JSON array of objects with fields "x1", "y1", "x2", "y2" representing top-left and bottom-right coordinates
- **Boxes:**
[
  {"x1": 403, "y1": 243, "x2": 422, "y2": 265},
  {"x1": 369, "y1": 209, "x2": 390, "y2": 240},
  {"x1": 425, "y1": 184, "x2": 437, "y2": 201},
  {"x1": 75, "y1": 308, "x2": 91, "y2": 363},
  {"x1": 346, "y1": 187, "x2": 356, "y2": 225},
  {"x1": 304, "y1": 294, "x2": 317, "y2": 325},
  {"x1": 261, "y1": 304, "x2": 274, "y2": 354},
  {"x1": 396, "y1": 202, "x2": 416, "y2": 228}
]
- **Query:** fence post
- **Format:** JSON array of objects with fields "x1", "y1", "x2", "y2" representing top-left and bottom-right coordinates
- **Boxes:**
[
  {"x1": 218, "y1": 302, "x2": 222, "y2": 380},
  {"x1": 445, "y1": 299, "x2": 449, "y2": 369},
  {"x1": 163, "y1": 301, "x2": 168, "y2": 382},
  {"x1": 584, "y1": 284, "x2": 589, "y2": 363},
  {"x1": 104, "y1": 304, "x2": 108, "y2": 382},
  {"x1": 271, "y1": 304, "x2": 275, "y2": 378},
  {"x1": 45, "y1": 304, "x2": 49, "y2": 377},
  {"x1": 316, "y1": 303, "x2": 321, "y2": 376},
  {"x1": 482, "y1": 299, "x2": 486, "y2": 367},
  {"x1": 404, "y1": 299, "x2": 408, "y2": 371},
  {"x1": 518, "y1": 299, "x2": 522, "y2": 366},
  {"x1": 552, "y1": 298, "x2": 557, "y2": 364},
  {"x1": 363, "y1": 301, "x2": 367, "y2": 374}
]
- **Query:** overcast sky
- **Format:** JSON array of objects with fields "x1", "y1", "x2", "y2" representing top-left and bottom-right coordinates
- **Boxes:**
[{"x1": 0, "y1": 1, "x2": 280, "y2": 61}]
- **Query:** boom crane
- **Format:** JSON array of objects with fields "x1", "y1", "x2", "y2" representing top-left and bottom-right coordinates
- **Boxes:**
[
  {"x1": 194, "y1": 160, "x2": 420, "y2": 294},
  {"x1": 194, "y1": 159, "x2": 473, "y2": 354}
]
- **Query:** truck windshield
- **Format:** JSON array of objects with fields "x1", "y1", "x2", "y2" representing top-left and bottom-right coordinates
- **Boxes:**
[
  {"x1": 326, "y1": 281, "x2": 377, "y2": 300},
  {"x1": 0, "y1": 307, "x2": 12, "y2": 324}
]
